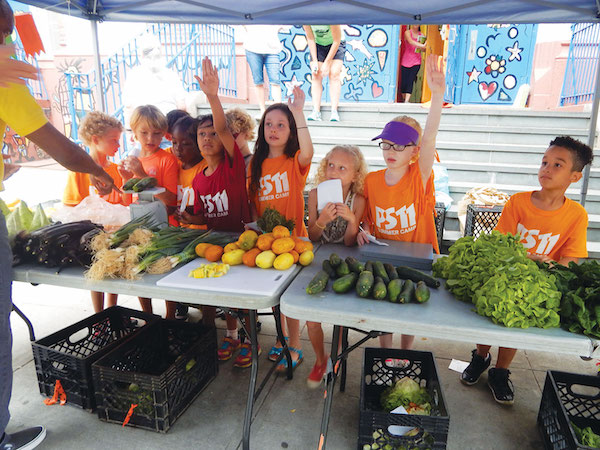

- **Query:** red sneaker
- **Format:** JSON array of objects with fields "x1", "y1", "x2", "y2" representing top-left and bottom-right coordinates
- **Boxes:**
[
  {"x1": 233, "y1": 342, "x2": 262, "y2": 368},
  {"x1": 218, "y1": 336, "x2": 241, "y2": 361},
  {"x1": 307, "y1": 361, "x2": 327, "y2": 388}
]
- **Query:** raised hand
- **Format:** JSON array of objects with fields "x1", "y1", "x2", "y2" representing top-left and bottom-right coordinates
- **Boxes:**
[
  {"x1": 194, "y1": 57, "x2": 220, "y2": 96},
  {"x1": 287, "y1": 85, "x2": 305, "y2": 113},
  {"x1": 425, "y1": 54, "x2": 445, "y2": 95}
]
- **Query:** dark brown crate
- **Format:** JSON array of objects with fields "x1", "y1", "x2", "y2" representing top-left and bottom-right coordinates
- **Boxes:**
[
  {"x1": 92, "y1": 319, "x2": 217, "y2": 433},
  {"x1": 32, "y1": 306, "x2": 159, "y2": 411}
]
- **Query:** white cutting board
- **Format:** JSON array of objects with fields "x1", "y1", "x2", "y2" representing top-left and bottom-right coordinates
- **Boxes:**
[{"x1": 156, "y1": 258, "x2": 297, "y2": 297}]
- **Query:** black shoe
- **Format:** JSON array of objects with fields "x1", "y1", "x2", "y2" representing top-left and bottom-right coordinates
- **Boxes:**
[
  {"x1": 488, "y1": 368, "x2": 514, "y2": 405},
  {"x1": 175, "y1": 303, "x2": 189, "y2": 321},
  {"x1": 0, "y1": 426, "x2": 46, "y2": 450},
  {"x1": 215, "y1": 307, "x2": 226, "y2": 320},
  {"x1": 461, "y1": 349, "x2": 491, "y2": 385}
]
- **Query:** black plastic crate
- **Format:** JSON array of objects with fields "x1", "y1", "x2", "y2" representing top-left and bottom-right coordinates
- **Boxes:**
[
  {"x1": 538, "y1": 370, "x2": 600, "y2": 449},
  {"x1": 434, "y1": 202, "x2": 446, "y2": 250},
  {"x1": 464, "y1": 204, "x2": 503, "y2": 238},
  {"x1": 92, "y1": 319, "x2": 217, "y2": 433},
  {"x1": 32, "y1": 306, "x2": 158, "y2": 411},
  {"x1": 359, "y1": 348, "x2": 449, "y2": 449}
]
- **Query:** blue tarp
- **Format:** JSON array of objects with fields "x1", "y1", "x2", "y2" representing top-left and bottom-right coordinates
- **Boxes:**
[{"x1": 17, "y1": 0, "x2": 600, "y2": 24}]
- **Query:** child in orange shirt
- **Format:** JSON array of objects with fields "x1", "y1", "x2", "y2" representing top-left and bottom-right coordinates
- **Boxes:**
[
  {"x1": 358, "y1": 55, "x2": 445, "y2": 350},
  {"x1": 305, "y1": 144, "x2": 367, "y2": 387},
  {"x1": 461, "y1": 136, "x2": 593, "y2": 406},
  {"x1": 248, "y1": 85, "x2": 314, "y2": 372},
  {"x1": 63, "y1": 111, "x2": 129, "y2": 313},
  {"x1": 119, "y1": 105, "x2": 179, "y2": 319},
  {"x1": 225, "y1": 107, "x2": 256, "y2": 167}
]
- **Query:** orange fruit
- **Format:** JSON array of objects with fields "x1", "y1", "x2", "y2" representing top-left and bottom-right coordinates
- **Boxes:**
[
  {"x1": 237, "y1": 230, "x2": 259, "y2": 250},
  {"x1": 242, "y1": 248, "x2": 261, "y2": 267},
  {"x1": 195, "y1": 242, "x2": 212, "y2": 258},
  {"x1": 205, "y1": 245, "x2": 224, "y2": 262},
  {"x1": 272, "y1": 225, "x2": 291, "y2": 239},
  {"x1": 290, "y1": 250, "x2": 299, "y2": 264},
  {"x1": 271, "y1": 237, "x2": 295, "y2": 255},
  {"x1": 257, "y1": 234, "x2": 275, "y2": 251},
  {"x1": 294, "y1": 239, "x2": 313, "y2": 254},
  {"x1": 224, "y1": 242, "x2": 240, "y2": 253}
]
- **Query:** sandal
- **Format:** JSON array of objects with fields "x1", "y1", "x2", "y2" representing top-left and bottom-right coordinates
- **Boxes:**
[
  {"x1": 267, "y1": 337, "x2": 288, "y2": 362},
  {"x1": 275, "y1": 347, "x2": 303, "y2": 373}
]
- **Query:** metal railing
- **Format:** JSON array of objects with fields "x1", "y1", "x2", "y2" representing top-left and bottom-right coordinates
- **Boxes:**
[
  {"x1": 64, "y1": 23, "x2": 237, "y2": 149},
  {"x1": 13, "y1": 33, "x2": 48, "y2": 101},
  {"x1": 560, "y1": 23, "x2": 600, "y2": 106}
]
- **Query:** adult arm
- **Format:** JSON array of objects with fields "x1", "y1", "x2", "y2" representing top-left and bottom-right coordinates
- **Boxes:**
[
  {"x1": 287, "y1": 85, "x2": 313, "y2": 168},
  {"x1": 303, "y1": 26, "x2": 319, "y2": 73},
  {"x1": 404, "y1": 29, "x2": 426, "y2": 50},
  {"x1": 419, "y1": 55, "x2": 444, "y2": 188},
  {"x1": 0, "y1": 44, "x2": 38, "y2": 88}
]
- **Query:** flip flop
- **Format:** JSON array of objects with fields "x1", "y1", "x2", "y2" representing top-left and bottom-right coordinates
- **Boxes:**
[
  {"x1": 276, "y1": 347, "x2": 303, "y2": 372},
  {"x1": 267, "y1": 337, "x2": 288, "y2": 362}
]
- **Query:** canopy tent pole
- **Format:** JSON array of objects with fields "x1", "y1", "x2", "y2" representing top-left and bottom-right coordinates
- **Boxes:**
[
  {"x1": 580, "y1": 45, "x2": 600, "y2": 206},
  {"x1": 90, "y1": 19, "x2": 106, "y2": 112}
]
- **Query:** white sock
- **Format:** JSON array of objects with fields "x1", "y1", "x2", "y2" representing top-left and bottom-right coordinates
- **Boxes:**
[{"x1": 226, "y1": 329, "x2": 238, "y2": 340}]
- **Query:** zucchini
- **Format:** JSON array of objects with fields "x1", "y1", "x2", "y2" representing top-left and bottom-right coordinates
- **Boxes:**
[
  {"x1": 373, "y1": 261, "x2": 390, "y2": 284},
  {"x1": 346, "y1": 256, "x2": 364, "y2": 274},
  {"x1": 373, "y1": 276, "x2": 387, "y2": 300},
  {"x1": 123, "y1": 178, "x2": 141, "y2": 191},
  {"x1": 396, "y1": 266, "x2": 440, "y2": 288},
  {"x1": 132, "y1": 177, "x2": 158, "y2": 192},
  {"x1": 415, "y1": 281, "x2": 431, "y2": 303},
  {"x1": 336, "y1": 260, "x2": 350, "y2": 277},
  {"x1": 306, "y1": 270, "x2": 329, "y2": 295},
  {"x1": 399, "y1": 279, "x2": 415, "y2": 304},
  {"x1": 356, "y1": 270, "x2": 374, "y2": 298},
  {"x1": 332, "y1": 272, "x2": 358, "y2": 294},
  {"x1": 384, "y1": 263, "x2": 398, "y2": 280},
  {"x1": 364, "y1": 261, "x2": 374, "y2": 273},
  {"x1": 329, "y1": 253, "x2": 342, "y2": 267},
  {"x1": 387, "y1": 279, "x2": 403, "y2": 303},
  {"x1": 322, "y1": 260, "x2": 337, "y2": 279}
]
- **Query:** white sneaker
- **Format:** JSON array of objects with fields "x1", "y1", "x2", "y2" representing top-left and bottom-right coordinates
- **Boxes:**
[
  {"x1": 307, "y1": 110, "x2": 322, "y2": 121},
  {"x1": 330, "y1": 110, "x2": 340, "y2": 122}
]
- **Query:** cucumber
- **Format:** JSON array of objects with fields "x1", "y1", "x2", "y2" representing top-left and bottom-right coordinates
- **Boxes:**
[
  {"x1": 399, "y1": 279, "x2": 415, "y2": 303},
  {"x1": 322, "y1": 260, "x2": 337, "y2": 279},
  {"x1": 133, "y1": 176, "x2": 158, "y2": 192},
  {"x1": 373, "y1": 276, "x2": 387, "y2": 300},
  {"x1": 336, "y1": 260, "x2": 350, "y2": 277},
  {"x1": 396, "y1": 266, "x2": 440, "y2": 288},
  {"x1": 332, "y1": 272, "x2": 358, "y2": 294},
  {"x1": 364, "y1": 261, "x2": 374, "y2": 273},
  {"x1": 415, "y1": 281, "x2": 431, "y2": 303},
  {"x1": 387, "y1": 279, "x2": 403, "y2": 303},
  {"x1": 123, "y1": 178, "x2": 141, "y2": 191},
  {"x1": 373, "y1": 261, "x2": 390, "y2": 284},
  {"x1": 306, "y1": 270, "x2": 329, "y2": 295},
  {"x1": 329, "y1": 253, "x2": 342, "y2": 267},
  {"x1": 384, "y1": 263, "x2": 398, "y2": 280},
  {"x1": 346, "y1": 256, "x2": 364, "y2": 274},
  {"x1": 356, "y1": 270, "x2": 374, "y2": 298}
]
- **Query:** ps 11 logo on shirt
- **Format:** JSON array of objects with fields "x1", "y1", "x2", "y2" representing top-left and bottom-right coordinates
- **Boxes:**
[
  {"x1": 516, "y1": 223, "x2": 560, "y2": 256},
  {"x1": 259, "y1": 172, "x2": 290, "y2": 201},
  {"x1": 375, "y1": 204, "x2": 416, "y2": 235},
  {"x1": 200, "y1": 190, "x2": 229, "y2": 218}
]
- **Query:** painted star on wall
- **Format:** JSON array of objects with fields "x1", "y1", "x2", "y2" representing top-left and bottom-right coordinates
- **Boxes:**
[
  {"x1": 505, "y1": 41, "x2": 523, "y2": 62},
  {"x1": 467, "y1": 66, "x2": 482, "y2": 84},
  {"x1": 283, "y1": 74, "x2": 304, "y2": 97},
  {"x1": 354, "y1": 59, "x2": 376, "y2": 86}
]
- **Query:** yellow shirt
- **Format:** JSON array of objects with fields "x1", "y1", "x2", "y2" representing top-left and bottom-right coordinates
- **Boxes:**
[{"x1": 0, "y1": 83, "x2": 48, "y2": 191}]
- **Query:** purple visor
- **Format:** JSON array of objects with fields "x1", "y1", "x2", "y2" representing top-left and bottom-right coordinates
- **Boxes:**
[{"x1": 371, "y1": 121, "x2": 419, "y2": 146}]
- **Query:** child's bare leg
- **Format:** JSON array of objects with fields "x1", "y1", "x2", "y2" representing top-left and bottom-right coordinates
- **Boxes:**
[
  {"x1": 307, "y1": 321, "x2": 327, "y2": 366},
  {"x1": 225, "y1": 312, "x2": 238, "y2": 338},
  {"x1": 91, "y1": 291, "x2": 104, "y2": 313},
  {"x1": 270, "y1": 307, "x2": 288, "y2": 347},
  {"x1": 379, "y1": 333, "x2": 393, "y2": 348},
  {"x1": 202, "y1": 306, "x2": 216, "y2": 328},
  {"x1": 138, "y1": 297, "x2": 152, "y2": 314},
  {"x1": 285, "y1": 315, "x2": 302, "y2": 362},
  {"x1": 476, "y1": 344, "x2": 492, "y2": 358},
  {"x1": 496, "y1": 347, "x2": 517, "y2": 369},
  {"x1": 165, "y1": 301, "x2": 177, "y2": 320},
  {"x1": 400, "y1": 334, "x2": 414, "y2": 350},
  {"x1": 106, "y1": 293, "x2": 118, "y2": 308}
]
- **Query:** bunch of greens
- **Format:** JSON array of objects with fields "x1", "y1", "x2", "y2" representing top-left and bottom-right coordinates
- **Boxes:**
[
  {"x1": 433, "y1": 231, "x2": 561, "y2": 329},
  {"x1": 572, "y1": 422, "x2": 600, "y2": 448},
  {"x1": 541, "y1": 260, "x2": 600, "y2": 338},
  {"x1": 380, "y1": 377, "x2": 432, "y2": 414},
  {"x1": 256, "y1": 207, "x2": 295, "y2": 233}
]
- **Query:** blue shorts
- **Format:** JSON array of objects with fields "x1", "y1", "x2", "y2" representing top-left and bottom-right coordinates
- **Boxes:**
[{"x1": 245, "y1": 51, "x2": 280, "y2": 86}]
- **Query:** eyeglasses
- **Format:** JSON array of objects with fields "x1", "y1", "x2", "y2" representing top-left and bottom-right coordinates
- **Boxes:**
[{"x1": 378, "y1": 141, "x2": 415, "y2": 152}]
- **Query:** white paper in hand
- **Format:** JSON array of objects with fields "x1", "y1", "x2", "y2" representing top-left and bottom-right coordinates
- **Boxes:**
[{"x1": 317, "y1": 179, "x2": 343, "y2": 211}]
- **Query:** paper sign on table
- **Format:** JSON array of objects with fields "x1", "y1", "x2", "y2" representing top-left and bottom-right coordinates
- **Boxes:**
[
  {"x1": 448, "y1": 359, "x2": 470, "y2": 373},
  {"x1": 317, "y1": 179, "x2": 343, "y2": 211}
]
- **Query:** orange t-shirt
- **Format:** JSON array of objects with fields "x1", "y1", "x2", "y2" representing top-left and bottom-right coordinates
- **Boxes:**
[
  {"x1": 496, "y1": 191, "x2": 588, "y2": 260},
  {"x1": 177, "y1": 159, "x2": 207, "y2": 229},
  {"x1": 363, "y1": 162, "x2": 439, "y2": 253},
  {"x1": 138, "y1": 149, "x2": 179, "y2": 203},
  {"x1": 63, "y1": 162, "x2": 130, "y2": 206},
  {"x1": 250, "y1": 151, "x2": 310, "y2": 237}
]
